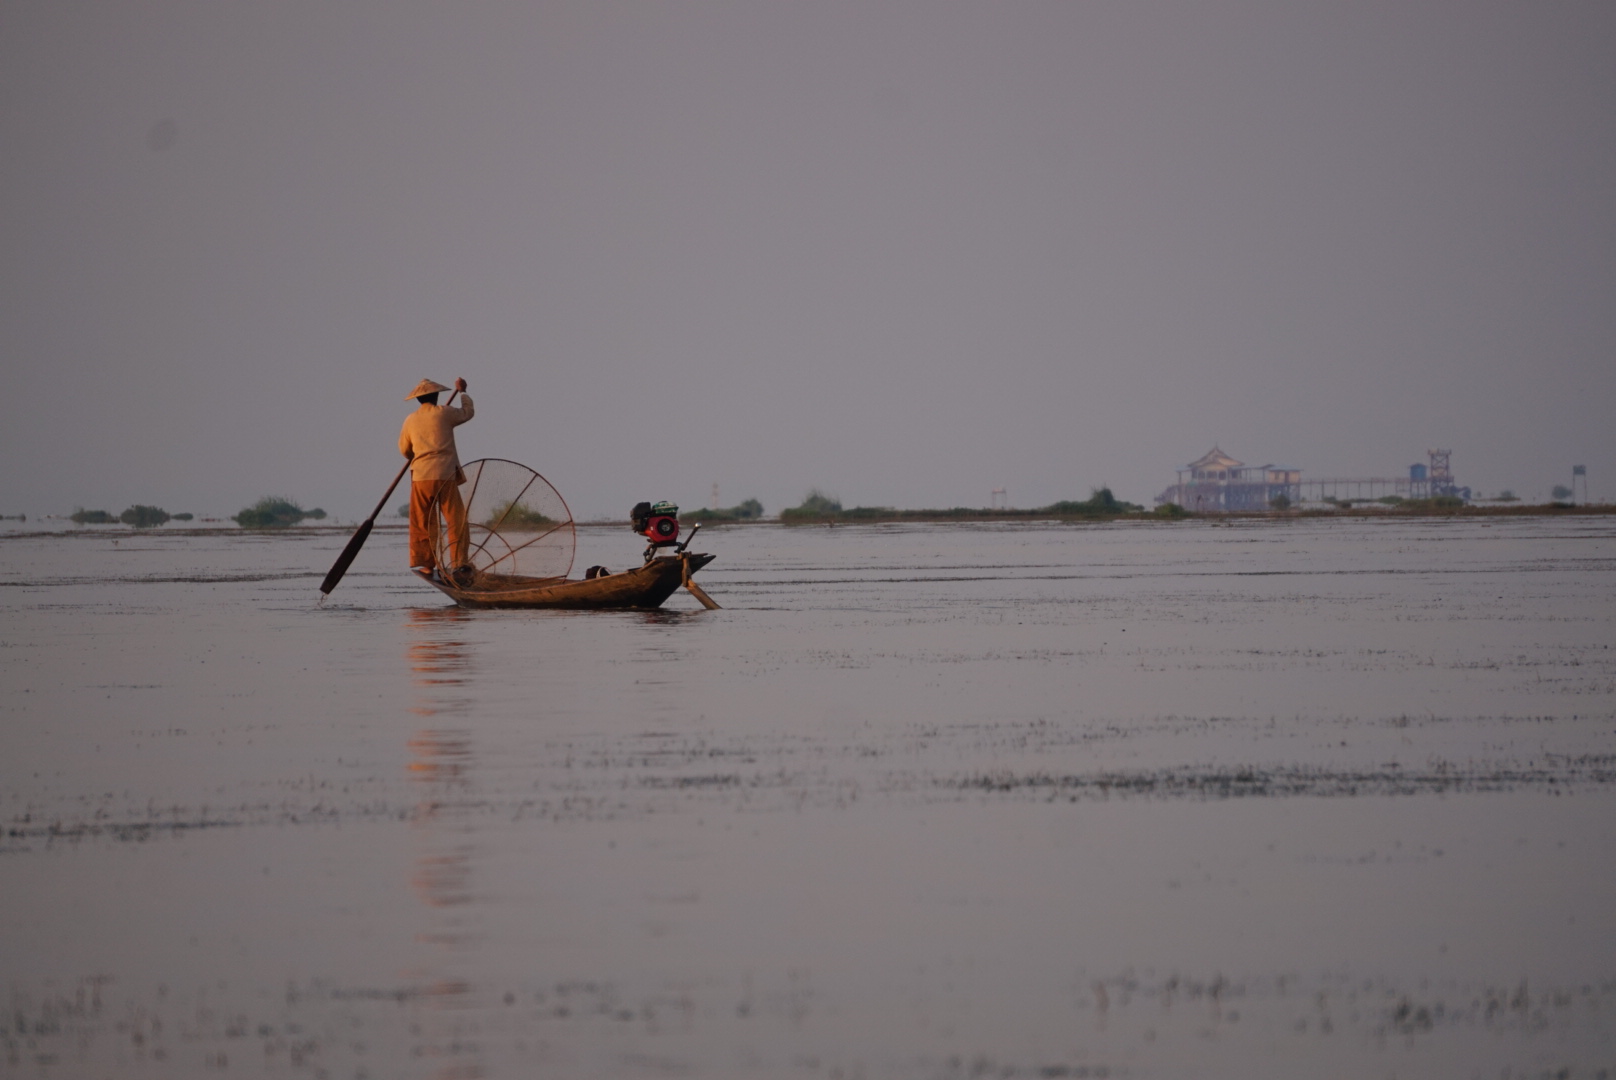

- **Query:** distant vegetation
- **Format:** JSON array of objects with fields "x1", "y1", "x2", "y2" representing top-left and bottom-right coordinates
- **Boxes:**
[
  {"x1": 1391, "y1": 495, "x2": 1466, "y2": 512},
  {"x1": 70, "y1": 505, "x2": 184, "y2": 526},
  {"x1": 781, "y1": 487, "x2": 1146, "y2": 524},
  {"x1": 120, "y1": 505, "x2": 171, "y2": 528},
  {"x1": 1493, "y1": 490, "x2": 1520, "y2": 502},
  {"x1": 837, "y1": 506, "x2": 901, "y2": 520},
  {"x1": 234, "y1": 497, "x2": 327, "y2": 528},
  {"x1": 1552, "y1": 485, "x2": 1573, "y2": 501},
  {"x1": 688, "y1": 498, "x2": 765, "y2": 524},
  {"x1": 780, "y1": 490, "x2": 844, "y2": 522},
  {"x1": 762, "y1": 484, "x2": 1608, "y2": 527},
  {"x1": 484, "y1": 500, "x2": 558, "y2": 530},
  {"x1": 1042, "y1": 488, "x2": 1143, "y2": 516},
  {"x1": 780, "y1": 490, "x2": 841, "y2": 520}
]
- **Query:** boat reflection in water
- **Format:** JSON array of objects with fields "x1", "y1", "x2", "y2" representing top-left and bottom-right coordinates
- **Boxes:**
[{"x1": 403, "y1": 607, "x2": 486, "y2": 1080}]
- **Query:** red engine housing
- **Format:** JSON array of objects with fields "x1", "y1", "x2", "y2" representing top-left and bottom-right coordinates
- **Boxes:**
[{"x1": 640, "y1": 515, "x2": 679, "y2": 546}]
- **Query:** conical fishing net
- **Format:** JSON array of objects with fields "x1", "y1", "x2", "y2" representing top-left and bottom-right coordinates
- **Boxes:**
[{"x1": 433, "y1": 458, "x2": 575, "y2": 584}]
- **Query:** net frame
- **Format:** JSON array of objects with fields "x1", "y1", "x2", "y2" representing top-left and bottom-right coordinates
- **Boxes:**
[{"x1": 432, "y1": 458, "x2": 575, "y2": 583}]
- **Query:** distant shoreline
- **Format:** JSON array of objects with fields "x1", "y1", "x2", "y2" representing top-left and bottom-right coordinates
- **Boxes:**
[
  {"x1": 3, "y1": 502, "x2": 1612, "y2": 541},
  {"x1": 724, "y1": 502, "x2": 1616, "y2": 525}
]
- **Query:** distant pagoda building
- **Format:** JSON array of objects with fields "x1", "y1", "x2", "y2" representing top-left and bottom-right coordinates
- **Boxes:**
[
  {"x1": 1157, "y1": 447, "x2": 1301, "y2": 512},
  {"x1": 1158, "y1": 447, "x2": 1470, "y2": 510}
]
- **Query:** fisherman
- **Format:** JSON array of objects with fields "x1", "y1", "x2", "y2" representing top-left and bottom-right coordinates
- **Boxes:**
[{"x1": 400, "y1": 378, "x2": 475, "y2": 586}]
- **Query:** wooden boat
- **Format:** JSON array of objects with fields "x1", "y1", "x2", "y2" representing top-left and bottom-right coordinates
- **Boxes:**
[
  {"x1": 405, "y1": 458, "x2": 721, "y2": 610},
  {"x1": 413, "y1": 551, "x2": 717, "y2": 610}
]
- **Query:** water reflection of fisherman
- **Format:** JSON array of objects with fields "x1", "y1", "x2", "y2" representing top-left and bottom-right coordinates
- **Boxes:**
[
  {"x1": 402, "y1": 610, "x2": 482, "y2": 1074},
  {"x1": 401, "y1": 378, "x2": 475, "y2": 586}
]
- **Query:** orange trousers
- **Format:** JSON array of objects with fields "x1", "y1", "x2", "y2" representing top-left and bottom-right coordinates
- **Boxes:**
[{"x1": 409, "y1": 478, "x2": 470, "y2": 571}]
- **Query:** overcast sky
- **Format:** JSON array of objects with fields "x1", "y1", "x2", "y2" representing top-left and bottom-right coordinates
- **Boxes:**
[{"x1": 3, "y1": 1, "x2": 1612, "y2": 520}]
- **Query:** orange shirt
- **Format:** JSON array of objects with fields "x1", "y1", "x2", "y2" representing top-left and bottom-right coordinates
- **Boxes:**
[{"x1": 399, "y1": 396, "x2": 475, "y2": 481}]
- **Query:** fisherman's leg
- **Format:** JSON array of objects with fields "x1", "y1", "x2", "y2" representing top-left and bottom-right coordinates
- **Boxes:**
[
  {"x1": 442, "y1": 482, "x2": 471, "y2": 570},
  {"x1": 408, "y1": 481, "x2": 439, "y2": 570}
]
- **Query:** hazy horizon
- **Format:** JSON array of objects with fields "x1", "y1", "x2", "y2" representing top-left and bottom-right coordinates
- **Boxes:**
[{"x1": 4, "y1": 2, "x2": 1613, "y2": 522}]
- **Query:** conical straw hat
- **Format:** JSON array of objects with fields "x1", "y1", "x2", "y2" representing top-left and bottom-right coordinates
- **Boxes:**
[{"x1": 406, "y1": 379, "x2": 451, "y2": 401}]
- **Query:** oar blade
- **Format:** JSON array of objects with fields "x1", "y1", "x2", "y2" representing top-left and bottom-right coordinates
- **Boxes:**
[
  {"x1": 681, "y1": 560, "x2": 721, "y2": 610},
  {"x1": 685, "y1": 579, "x2": 721, "y2": 609},
  {"x1": 678, "y1": 553, "x2": 720, "y2": 610},
  {"x1": 320, "y1": 519, "x2": 374, "y2": 596}
]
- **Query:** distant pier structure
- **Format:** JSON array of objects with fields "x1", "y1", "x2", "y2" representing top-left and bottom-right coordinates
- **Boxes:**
[
  {"x1": 1157, "y1": 447, "x2": 1468, "y2": 511},
  {"x1": 1157, "y1": 447, "x2": 1301, "y2": 512}
]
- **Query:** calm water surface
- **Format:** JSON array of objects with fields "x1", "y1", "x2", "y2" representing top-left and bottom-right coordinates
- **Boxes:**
[{"x1": 3, "y1": 517, "x2": 1614, "y2": 1078}]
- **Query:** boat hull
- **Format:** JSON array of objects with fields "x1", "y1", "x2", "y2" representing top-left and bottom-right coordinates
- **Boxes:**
[{"x1": 412, "y1": 552, "x2": 715, "y2": 610}]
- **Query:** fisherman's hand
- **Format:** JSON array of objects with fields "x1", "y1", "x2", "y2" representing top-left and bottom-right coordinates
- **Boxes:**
[{"x1": 455, "y1": 377, "x2": 468, "y2": 392}]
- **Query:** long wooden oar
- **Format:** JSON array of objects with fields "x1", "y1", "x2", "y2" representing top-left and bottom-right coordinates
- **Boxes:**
[
  {"x1": 681, "y1": 553, "x2": 721, "y2": 610},
  {"x1": 320, "y1": 388, "x2": 458, "y2": 598}
]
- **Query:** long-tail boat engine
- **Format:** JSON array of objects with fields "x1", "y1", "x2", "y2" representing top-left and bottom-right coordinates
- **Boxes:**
[{"x1": 631, "y1": 501, "x2": 680, "y2": 561}]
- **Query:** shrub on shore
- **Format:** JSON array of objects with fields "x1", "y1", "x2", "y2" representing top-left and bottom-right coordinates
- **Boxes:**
[
  {"x1": 688, "y1": 498, "x2": 765, "y2": 523},
  {"x1": 779, "y1": 487, "x2": 1151, "y2": 524},
  {"x1": 797, "y1": 490, "x2": 842, "y2": 513},
  {"x1": 781, "y1": 490, "x2": 843, "y2": 522},
  {"x1": 120, "y1": 505, "x2": 171, "y2": 528},
  {"x1": 1043, "y1": 488, "x2": 1142, "y2": 516},
  {"x1": 484, "y1": 500, "x2": 557, "y2": 530},
  {"x1": 234, "y1": 497, "x2": 326, "y2": 528},
  {"x1": 838, "y1": 505, "x2": 898, "y2": 520},
  {"x1": 70, "y1": 508, "x2": 117, "y2": 524},
  {"x1": 1395, "y1": 495, "x2": 1465, "y2": 512}
]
